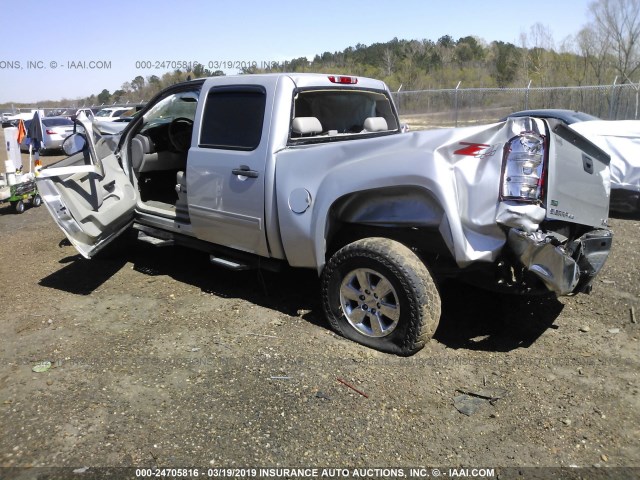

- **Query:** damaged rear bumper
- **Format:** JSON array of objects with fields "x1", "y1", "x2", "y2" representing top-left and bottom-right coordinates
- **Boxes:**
[{"x1": 508, "y1": 228, "x2": 613, "y2": 296}]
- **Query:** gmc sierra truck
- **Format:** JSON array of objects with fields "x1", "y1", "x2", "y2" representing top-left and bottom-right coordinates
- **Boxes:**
[{"x1": 36, "y1": 73, "x2": 613, "y2": 355}]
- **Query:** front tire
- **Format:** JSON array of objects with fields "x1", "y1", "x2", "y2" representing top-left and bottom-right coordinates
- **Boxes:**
[
  {"x1": 321, "y1": 237, "x2": 441, "y2": 355},
  {"x1": 14, "y1": 200, "x2": 25, "y2": 214}
]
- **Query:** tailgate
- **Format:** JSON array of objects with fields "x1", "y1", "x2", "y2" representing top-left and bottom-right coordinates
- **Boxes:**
[{"x1": 545, "y1": 123, "x2": 611, "y2": 228}]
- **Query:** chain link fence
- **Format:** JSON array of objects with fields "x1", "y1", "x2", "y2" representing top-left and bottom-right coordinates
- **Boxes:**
[
  {"x1": 393, "y1": 82, "x2": 640, "y2": 129},
  {"x1": 7, "y1": 81, "x2": 640, "y2": 129}
]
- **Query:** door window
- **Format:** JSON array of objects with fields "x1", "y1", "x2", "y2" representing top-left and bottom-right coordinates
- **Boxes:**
[{"x1": 199, "y1": 87, "x2": 266, "y2": 151}]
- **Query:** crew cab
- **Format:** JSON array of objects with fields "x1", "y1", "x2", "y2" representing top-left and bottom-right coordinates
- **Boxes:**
[{"x1": 36, "y1": 73, "x2": 613, "y2": 355}]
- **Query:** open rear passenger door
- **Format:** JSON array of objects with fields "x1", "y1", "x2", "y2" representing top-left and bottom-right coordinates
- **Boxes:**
[{"x1": 36, "y1": 114, "x2": 137, "y2": 258}]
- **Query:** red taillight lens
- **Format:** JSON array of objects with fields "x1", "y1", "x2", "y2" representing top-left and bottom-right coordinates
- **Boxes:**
[
  {"x1": 501, "y1": 132, "x2": 547, "y2": 202},
  {"x1": 46, "y1": 129, "x2": 56, "y2": 135},
  {"x1": 328, "y1": 75, "x2": 358, "y2": 84}
]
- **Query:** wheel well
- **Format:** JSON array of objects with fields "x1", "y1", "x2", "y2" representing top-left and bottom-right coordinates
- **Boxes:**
[{"x1": 325, "y1": 186, "x2": 454, "y2": 269}]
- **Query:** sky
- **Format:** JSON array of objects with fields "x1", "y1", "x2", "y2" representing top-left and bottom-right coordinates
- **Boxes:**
[{"x1": 0, "y1": 0, "x2": 594, "y2": 105}]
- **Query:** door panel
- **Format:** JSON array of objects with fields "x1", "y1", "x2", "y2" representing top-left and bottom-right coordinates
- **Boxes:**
[
  {"x1": 187, "y1": 147, "x2": 267, "y2": 255},
  {"x1": 37, "y1": 150, "x2": 136, "y2": 258}
]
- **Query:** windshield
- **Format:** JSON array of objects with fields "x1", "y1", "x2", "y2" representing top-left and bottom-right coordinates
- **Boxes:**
[{"x1": 140, "y1": 91, "x2": 199, "y2": 133}]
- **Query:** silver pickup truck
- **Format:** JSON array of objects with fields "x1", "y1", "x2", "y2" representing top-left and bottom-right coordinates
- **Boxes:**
[{"x1": 36, "y1": 73, "x2": 613, "y2": 355}]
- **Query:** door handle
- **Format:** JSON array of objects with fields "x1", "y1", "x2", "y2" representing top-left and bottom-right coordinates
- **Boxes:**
[{"x1": 232, "y1": 165, "x2": 259, "y2": 178}]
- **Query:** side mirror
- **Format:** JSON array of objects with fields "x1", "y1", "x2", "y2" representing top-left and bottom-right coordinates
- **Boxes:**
[{"x1": 62, "y1": 133, "x2": 87, "y2": 155}]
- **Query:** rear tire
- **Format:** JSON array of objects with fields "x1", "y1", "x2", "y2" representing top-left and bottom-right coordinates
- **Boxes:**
[
  {"x1": 32, "y1": 194, "x2": 42, "y2": 207},
  {"x1": 321, "y1": 237, "x2": 441, "y2": 355}
]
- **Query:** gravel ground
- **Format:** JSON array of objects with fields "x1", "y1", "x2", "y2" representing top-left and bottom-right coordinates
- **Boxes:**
[{"x1": 0, "y1": 134, "x2": 638, "y2": 479}]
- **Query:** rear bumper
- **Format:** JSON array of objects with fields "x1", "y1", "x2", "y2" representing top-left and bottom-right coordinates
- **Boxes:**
[
  {"x1": 508, "y1": 228, "x2": 613, "y2": 296},
  {"x1": 43, "y1": 137, "x2": 65, "y2": 150}
]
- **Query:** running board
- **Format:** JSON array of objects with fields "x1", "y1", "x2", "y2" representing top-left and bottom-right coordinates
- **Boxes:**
[
  {"x1": 131, "y1": 223, "x2": 284, "y2": 273},
  {"x1": 137, "y1": 232, "x2": 174, "y2": 247},
  {"x1": 209, "y1": 255, "x2": 252, "y2": 271}
]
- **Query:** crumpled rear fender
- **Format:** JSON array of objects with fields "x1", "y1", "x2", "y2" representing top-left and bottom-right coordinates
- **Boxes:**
[
  {"x1": 275, "y1": 116, "x2": 612, "y2": 297},
  {"x1": 275, "y1": 118, "x2": 550, "y2": 271}
]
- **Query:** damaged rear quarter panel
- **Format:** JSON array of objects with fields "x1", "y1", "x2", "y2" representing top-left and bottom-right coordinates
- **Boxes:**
[{"x1": 275, "y1": 118, "x2": 553, "y2": 271}]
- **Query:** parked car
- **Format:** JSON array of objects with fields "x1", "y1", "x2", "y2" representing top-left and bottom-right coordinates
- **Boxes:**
[
  {"x1": 94, "y1": 107, "x2": 136, "y2": 135},
  {"x1": 95, "y1": 107, "x2": 134, "y2": 122},
  {"x1": 504, "y1": 109, "x2": 640, "y2": 212},
  {"x1": 94, "y1": 115, "x2": 135, "y2": 135},
  {"x1": 3, "y1": 111, "x2": 38, "y2": 128},
  {"x1": 57, "y1": 107, "x2": 94, "y2": 119},
  {"x1": 20, "y1": 116, "x2": 75, "y2": 152},
  {"x1": 36, "y1": 74, "x2": 613, "y2": 355}
]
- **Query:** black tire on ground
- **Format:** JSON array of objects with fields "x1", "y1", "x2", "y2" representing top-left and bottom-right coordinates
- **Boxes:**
[
  {"x1": 32, "y1": 194, "x2": 42, "y2": 207},
  {"x1": 14, "y1": 200, "x2": 25, "y2": 214},
  {"x1": 321, "y1": 237, "x2": 441, "y2": 355}
]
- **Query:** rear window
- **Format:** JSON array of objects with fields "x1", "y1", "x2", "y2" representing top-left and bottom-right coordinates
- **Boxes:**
[
  {"x1": 290, "y1": 89, "x2": 399, "y2": 143},
  {"x1": 42, "y1": 118, "x2": 73, "y2": 127},
  {"x1": 199, "y1": 87, "x2": 266, "y2": 150}
]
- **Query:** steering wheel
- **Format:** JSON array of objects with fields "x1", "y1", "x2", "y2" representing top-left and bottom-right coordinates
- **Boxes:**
[{"x1": 168, "y1": 117, "x2": 194, "y2": 152}]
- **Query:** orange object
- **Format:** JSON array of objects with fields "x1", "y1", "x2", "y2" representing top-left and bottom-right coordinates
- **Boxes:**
[{"x1": 16, "y1": 119, "x2": 26, "y2": 145}]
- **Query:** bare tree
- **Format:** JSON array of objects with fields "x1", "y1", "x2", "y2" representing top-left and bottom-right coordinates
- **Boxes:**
[
  {"x1": 520, "y1": 23, "x2": 556, "y2": 85},
  {"x1": 382, "y1": 48, "x2": 395, "y2": 77},
  {"x1": 576, "y1": 24, "x2": 613, "y2": 84},
  {"x1": 589, "y1": 0, "x2": 640, "y2": 81}
]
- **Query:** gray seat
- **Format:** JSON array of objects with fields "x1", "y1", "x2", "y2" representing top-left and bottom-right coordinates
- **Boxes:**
[{"x1": 130, "y1": 134, "x2": 154, "y2": 171}]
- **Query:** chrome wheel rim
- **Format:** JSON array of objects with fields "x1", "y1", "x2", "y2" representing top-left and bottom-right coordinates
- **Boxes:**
[{"x1": 339, "y1": 268, "x2": 400, "y2": 338}]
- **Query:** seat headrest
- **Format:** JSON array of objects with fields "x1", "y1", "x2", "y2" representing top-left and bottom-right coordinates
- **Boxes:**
[
  {"x1": 363, "y1": 117, "x2": 388, "y2": 132},
  {"x1": 142, "y1": 134, "x2": 155, "y2": 153},
  {"x1": 292, "y1": 117, "x2": 323, "y2": 135}
]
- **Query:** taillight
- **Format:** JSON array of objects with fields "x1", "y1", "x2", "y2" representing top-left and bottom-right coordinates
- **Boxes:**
[
  {"x1": 328, "y1": 75, "x2": 358, "y2": 84},
  {"x1": 501, "y1": 132, "x2": 546, "y2": 202},
  {"x1": 46, "y1": 129, "x2": 56, "y2": 134}
]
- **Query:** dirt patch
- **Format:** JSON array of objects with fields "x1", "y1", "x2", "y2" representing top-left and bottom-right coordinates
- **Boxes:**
[{"x1": 0, "y1": 129, "x2": 638, "y2": 475}]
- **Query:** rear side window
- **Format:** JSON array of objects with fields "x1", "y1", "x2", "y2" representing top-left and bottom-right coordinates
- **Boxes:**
[{"x1": 199, "y1": 87, "x2": 266, "y2": 150}]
